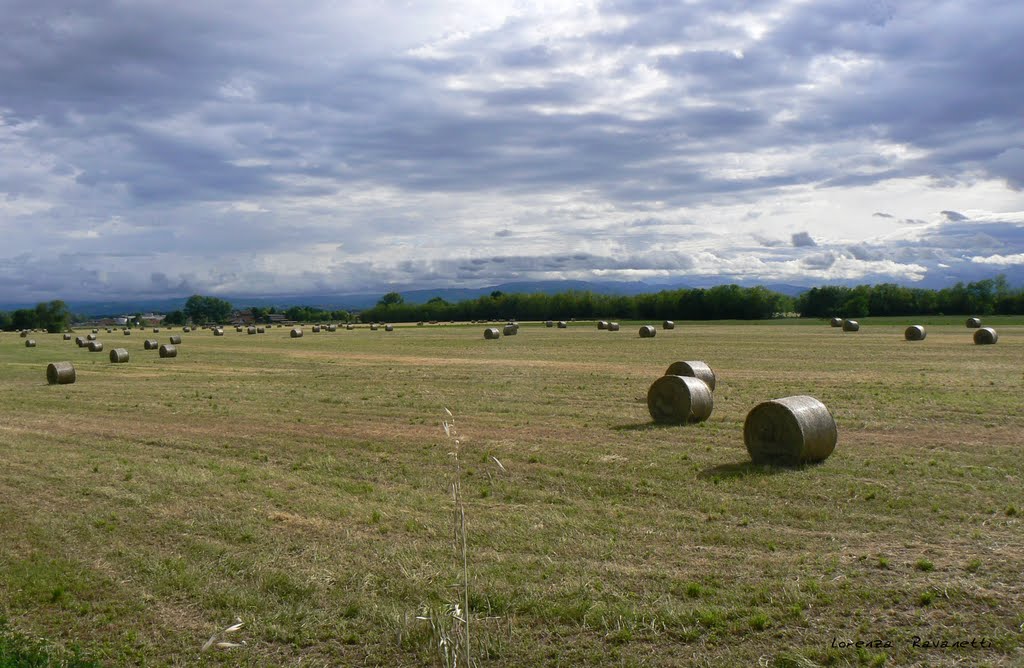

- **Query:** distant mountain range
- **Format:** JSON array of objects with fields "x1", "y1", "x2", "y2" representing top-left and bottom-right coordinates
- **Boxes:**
[{"x1": 0, "y1": 279, "x2": 813, "y2": 316}]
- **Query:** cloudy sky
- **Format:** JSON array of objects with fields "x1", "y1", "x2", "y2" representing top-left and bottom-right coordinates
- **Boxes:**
[{"x1": 2, "y1": 0, "x2": 1023, "y2": 302}]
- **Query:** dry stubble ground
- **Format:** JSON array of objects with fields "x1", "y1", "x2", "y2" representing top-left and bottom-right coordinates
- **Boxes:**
[{"x1": 0, "y1": 317, "x2": 1022, "y2": 667}]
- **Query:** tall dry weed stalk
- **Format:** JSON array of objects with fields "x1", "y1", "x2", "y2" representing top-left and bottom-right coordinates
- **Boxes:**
[{"x1": 441, "y1": 406, "x2": 471, "y2": 667}]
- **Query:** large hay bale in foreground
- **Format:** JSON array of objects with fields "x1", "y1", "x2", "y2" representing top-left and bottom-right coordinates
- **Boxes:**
[
  {"x1": 25, "y1": 339, "x2": 37, "y2": 348},
  {"x1": 169, "y1": 335, "x2": 182, "y2": 345},
  {"x1": 663, "y1": 320, "x2": 675, "y2": 330},
  {"x1": 557, "y1": 321, "x2": 567, "y2": 328},
  {"x1": 503, "y1": 324, "x2": 518, "y2": 336},
  {"x1": 665, "y1": 360, "x2": 716, "y2": 391},
  {"x1": 87, "y1": 341, "x2": 103, "y2": 352},
  {"x1": 842, "y1": 319, "x2": 859, "y2": 332},
  {"x1": 144, "y1": 339, "x2": 159, "y2": 350},
  {"x1": 830, "y1": 317, "x2": 843, "y2": 327},
  {"x1": 904, "y1": 325, "x2": 926, "y2": 341},
  {"x1": 647, "y1": 375, "x2": 714, "y2": 424},
  {"x1": 598, "y1": 321, "x2": 609, "y2": 330},
  {"x1": 109, "y1": 348, "x2": 129, "y2": 363},
  {"x1": 608, "y1": 322, "x2": 620, "y2": 332},
  {"x1": 46, "y1": 361, "x2": 76, "y2": 385},
  {"x1": 639, "y1": 325, "x2": 656, "y2": 338},
  {"x1": 966, "y1": 317, "x2": 982, "y2": 328},
  {"x1": 484, "y1": 328, "x2": 500, "y2": 340},
  {"x1": 744, "y1": 395, "x2": 837, "y2": 466},
  {"x1": 974, "y1": 327, "x2": 998, "y2": 345},
  {"x1": 159, "y1": 344, "x2": 177, "y2": 358},
  {"x1": 290, "y1": 328, "x2": 303, "y2": 338}
]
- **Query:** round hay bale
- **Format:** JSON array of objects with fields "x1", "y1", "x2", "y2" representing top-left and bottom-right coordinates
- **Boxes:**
[
  {"x1": 87, "y1": 341, "x2": 103, "y2": 352},
  {"x1": 183, "y1": 327, "x2": 191, "y2": 333},
  {"x1": 143, "y1": 339, "x2": 159, "y2": 350},
  {"x1": 842, "y1": 319, "x2": 859, "y2": 332},
  {"x1": 502, "y1": 324, "x2": 517, "y2": 336},
  {"x1": 663, "y1": 320, "x2": 675, "y2": 330},
  {"x1": 256, "y1": 327, "x2": 265, "y2": 334},
  {"x1": 290, "y1": 328, "x2": 303, "y2": 338},
  {"x1": 87, "y1": 333, "x2": 97, "y2": 341},
  {"x1": 557, "y1": 321, "x2": 567, "y2": 328},
  {"x1": 744, "y1": 395, "x2": 837, "y2": 465},
  {"x1": 92, "y1": 329, "x2": 98, "y2": 334},
  {"x1": 647, "y1": 375, "x2": 714, "y2": 424},
  {"x1": 346, "y1": 324, "x2": 354, "y2": 330},
  {"x1": 46, "y1": 361, "x2": 76, "y2": 385},
  {"x1": 484, "y1": 328, "x2": 500, "y2": 340},
  {"x1": 123, "y1": 329, "x2": 131, "y2": 336},
  {"x1": 608, "y1": 322, "x2": 620, "y2": 332},
  {"x1": 385, "y1": 324, "x2": 394, "y2": 332},
  {"x1": 974, "y1": 327, "x2": 998, "y2": 345},
  {"x1": 966, "y1": 317, "x2": 982, "y2": 328},
  {"x1": 830, "y1": 317, "x2": 843, "y2": 327},
  {"x1": 105, "y1": 328, "x2": 112, "y2": 333},
  {"x1": 328, "y1": 324, "x2": 337, "y2": 332},
  {"x1": 153, "y1": 328, "x2": 160, "y2": 333},
  {"x1": 63, "y1": 334, "x2": 72, "y2": 340},
  {"x1": 370, "y1": 324, "x2": 380, "y2": 331},
  {"x1": 247, "y1": 326, "x2": 257, "y2": 335},
  {"x1": 159, "y1": 344, "x2": 177, "y2": 358},
  {"x1": 904, "y1": 325, "x2": 926, "y2": 341},
  {"x1": 639, "y1": 325, "x2": 656, "y2": 338},
  {"x1": 213, "y1": 328, "x2": 225, "y2": 336},
  {"x1": 109, "y1": 348, "x2": 129, "y2": 363},
  {"x1": 25, "y1": 339, "x2": 37, "y2": 348},
  {"x1": 665, "y1": 360, "x2": 716, "y2": 391},
  {"x1": 597, "y1": 321, "x2": 609, "y2": 330},
  {"x1": 312, "y1": 325, "x2": 321, "y2": 333},
  {"x1": 19, "y1": 330, "x2": 28, "y2": 338},
  {"x1": 75, "y1": 336, "x2": 87, "y2": 347},
  {"x1": 545, "y1": 320, "x2": 554, "y2": 327},
  {"x1": 168, "y1": 335, "x2": 182, "y2": 345},
  {"x1": 236, "y1": 326, "x2": 243, "y2": 332}
]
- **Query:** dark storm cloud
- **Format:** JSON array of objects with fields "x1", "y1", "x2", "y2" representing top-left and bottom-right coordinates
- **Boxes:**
[
  {"x1": 872, "y1": 212, "x2": 894, "y2": 218},
  {"x1": 941, "y1": 210, "x2": 968, "y2": 222},
  {"x1": 792, "y1": 232, "x2": 817, "y2": 247}
]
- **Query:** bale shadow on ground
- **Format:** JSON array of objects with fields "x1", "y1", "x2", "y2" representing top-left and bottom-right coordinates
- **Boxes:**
[
  {"x1": 698, "y1": 461, "x2": 820, "y2": 480},
  {"x1": 611, "y1": 421, "x2": 685, "y2": 432}
]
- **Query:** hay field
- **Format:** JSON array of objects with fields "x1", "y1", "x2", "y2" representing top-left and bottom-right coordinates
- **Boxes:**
[{"x1": 1, "y1": 319, "x2": 1022, "y2": 666}]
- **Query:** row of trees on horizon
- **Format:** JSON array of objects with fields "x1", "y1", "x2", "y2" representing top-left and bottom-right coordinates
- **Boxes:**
[{"x1": 2, "y1": 277, "x2": 1023, "y2": 331}]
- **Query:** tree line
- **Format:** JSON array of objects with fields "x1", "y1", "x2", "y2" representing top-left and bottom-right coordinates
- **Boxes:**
[{"x1": 3, "y1": 277, "x2": 1022, "y2": 331}]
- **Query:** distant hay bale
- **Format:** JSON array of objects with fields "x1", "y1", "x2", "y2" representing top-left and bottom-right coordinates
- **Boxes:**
[
  {"x1": 974, "y1": 327, "x2": 998, "y2": 345},
  {"x1": 290, "y1": 328, "x2": 303, "y2": 338},
  {"x1": 256, "y1": 327, "x2": 265, "y2": 333},
  {"x1": 417, "y1": 321, "x2": 424, "y2": 326},
  {"x1": 598, "y1": 321, "x2": 609, "y2": 330},
  {"x1": 87, "y1": 333, "x2": 97, "y2": 341},
  {"x1": 484, "y1": 328, "x2": 500, "y2": 340},
  {"x1": 87, "y1": 341, "x2": 103, "y2": 352},
  {"x1": 503, "y1": 324, "x2": 518, "y2": 336},
  {"x1": 46, "y1": 361, "x2": 76, "y2": 385},
  {"x1": 346, "y1": 324, "x2": 354, "y2": 330},
  {"x1": 63, "y1": 334, "x2": 72, "y2": 340},
  {"x1": 236, "y1": 326, "x2": 244, "y2": 332},
  {"x1": 153, "y1": 328, "x2": 160, "y2": 333},
  {"x1": 92, "y1": 329, "x2": 98, "y2": 334},
  {"x1": 19, "y1": 331, "x2": 27, "y2": 338},
  {"x1": 312, "y1": 325, "x2": 321, "y2": 333},
  {"x1": 123, "y1": 329, "x2": 131, "y2": 336},
  {"x1": 647, "y1": 375, "x2": 714, "y2": 424},
  {"x1": 545, "y1": 320, "x2": 554, "y2": 327},
  {"x1": 842, "y1": 319, "x2": 859, "y2": 332},
  {"x1": 183, "y1": 327, "x2": 191, "y2": 333},
  {"x1": 370, "y1": 324, "x2": 379, "y2": 331},
  {"x1": 144, "y1": 339, "x2": 159, "y2": 350},
  {"x1": 106, "y1": 328, "x2": 112, "y2": 333},
  {"x1": 607, "y1": 322, "x2": 620, "y2": 331},
  {"x1": 966, "y1": 317, "x2": 982, "y2": 328},
  {"x1": 557, "y1": 321, "x2": 567, "y2": 328},
  {"x1": 663, "y1": 320, "x2": 675, "y2": 330},
  {"x1": 904, "y1": 325, "x2": 926, "y2": 341},
  {"x1": 247, "y1": 326, "x2": 257, "y2": 335},
  {"x1": 744, "y1": 395, "x2": 837, "y2": 465},
  {"x1": 159, "y1": 344, "x2": 177, "y2": 358},
  {"x1": 385, "y1": 324, "x2": 394, "y2": 332},
  {"x1": 213, "y1": 328, "x2": 225, "y2": 336},
  {"x1": 830, "y1": 317, "x2": 843, "y2": 327},
  {"x1": 639, "y1": 325, "x2": 656, "y2": 338},
  {"x1": 665, "y1": 360, "x2": 717, "y2": 391},
  {"x1": 328, "y1": 325, "x2": 337, "y2": 332},
  {"x1": 25, "y1": 339, "x2": 37, "y2": 348},
  {"x1": 169, "y1": 335, "x2": 182, "y2": 345},
  {"x1": 109, "y1": 348, "x2": 129, "y2": 363},
  {"x1": 75, "y1": 336, "x2": 87, "y2": 347}
]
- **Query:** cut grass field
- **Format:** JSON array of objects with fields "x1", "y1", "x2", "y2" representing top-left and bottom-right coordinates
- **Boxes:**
[{"x1": 1, "y1": 317, "x2": 1022, "y2": 666}]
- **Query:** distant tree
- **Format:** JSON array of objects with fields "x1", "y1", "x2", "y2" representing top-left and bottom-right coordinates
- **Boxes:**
[
  {"x1": 183, "y1": 295, "x2": 234, "y2": 324},
  {"x1": 164, "y1": 310, "x2": 186, "y2": 325},
  {"x1": 490, "y1": 291, "x2": 504, "y2": 299},
  {"x1": 0, "y1": 311, "x2": 11, "y2": 330},
  {"x1": 378, "y1": 292, "x2": 404, "y2": 307},
  {"x1": 34, "y1": 300, "x2": 71, "y2": 332}
]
